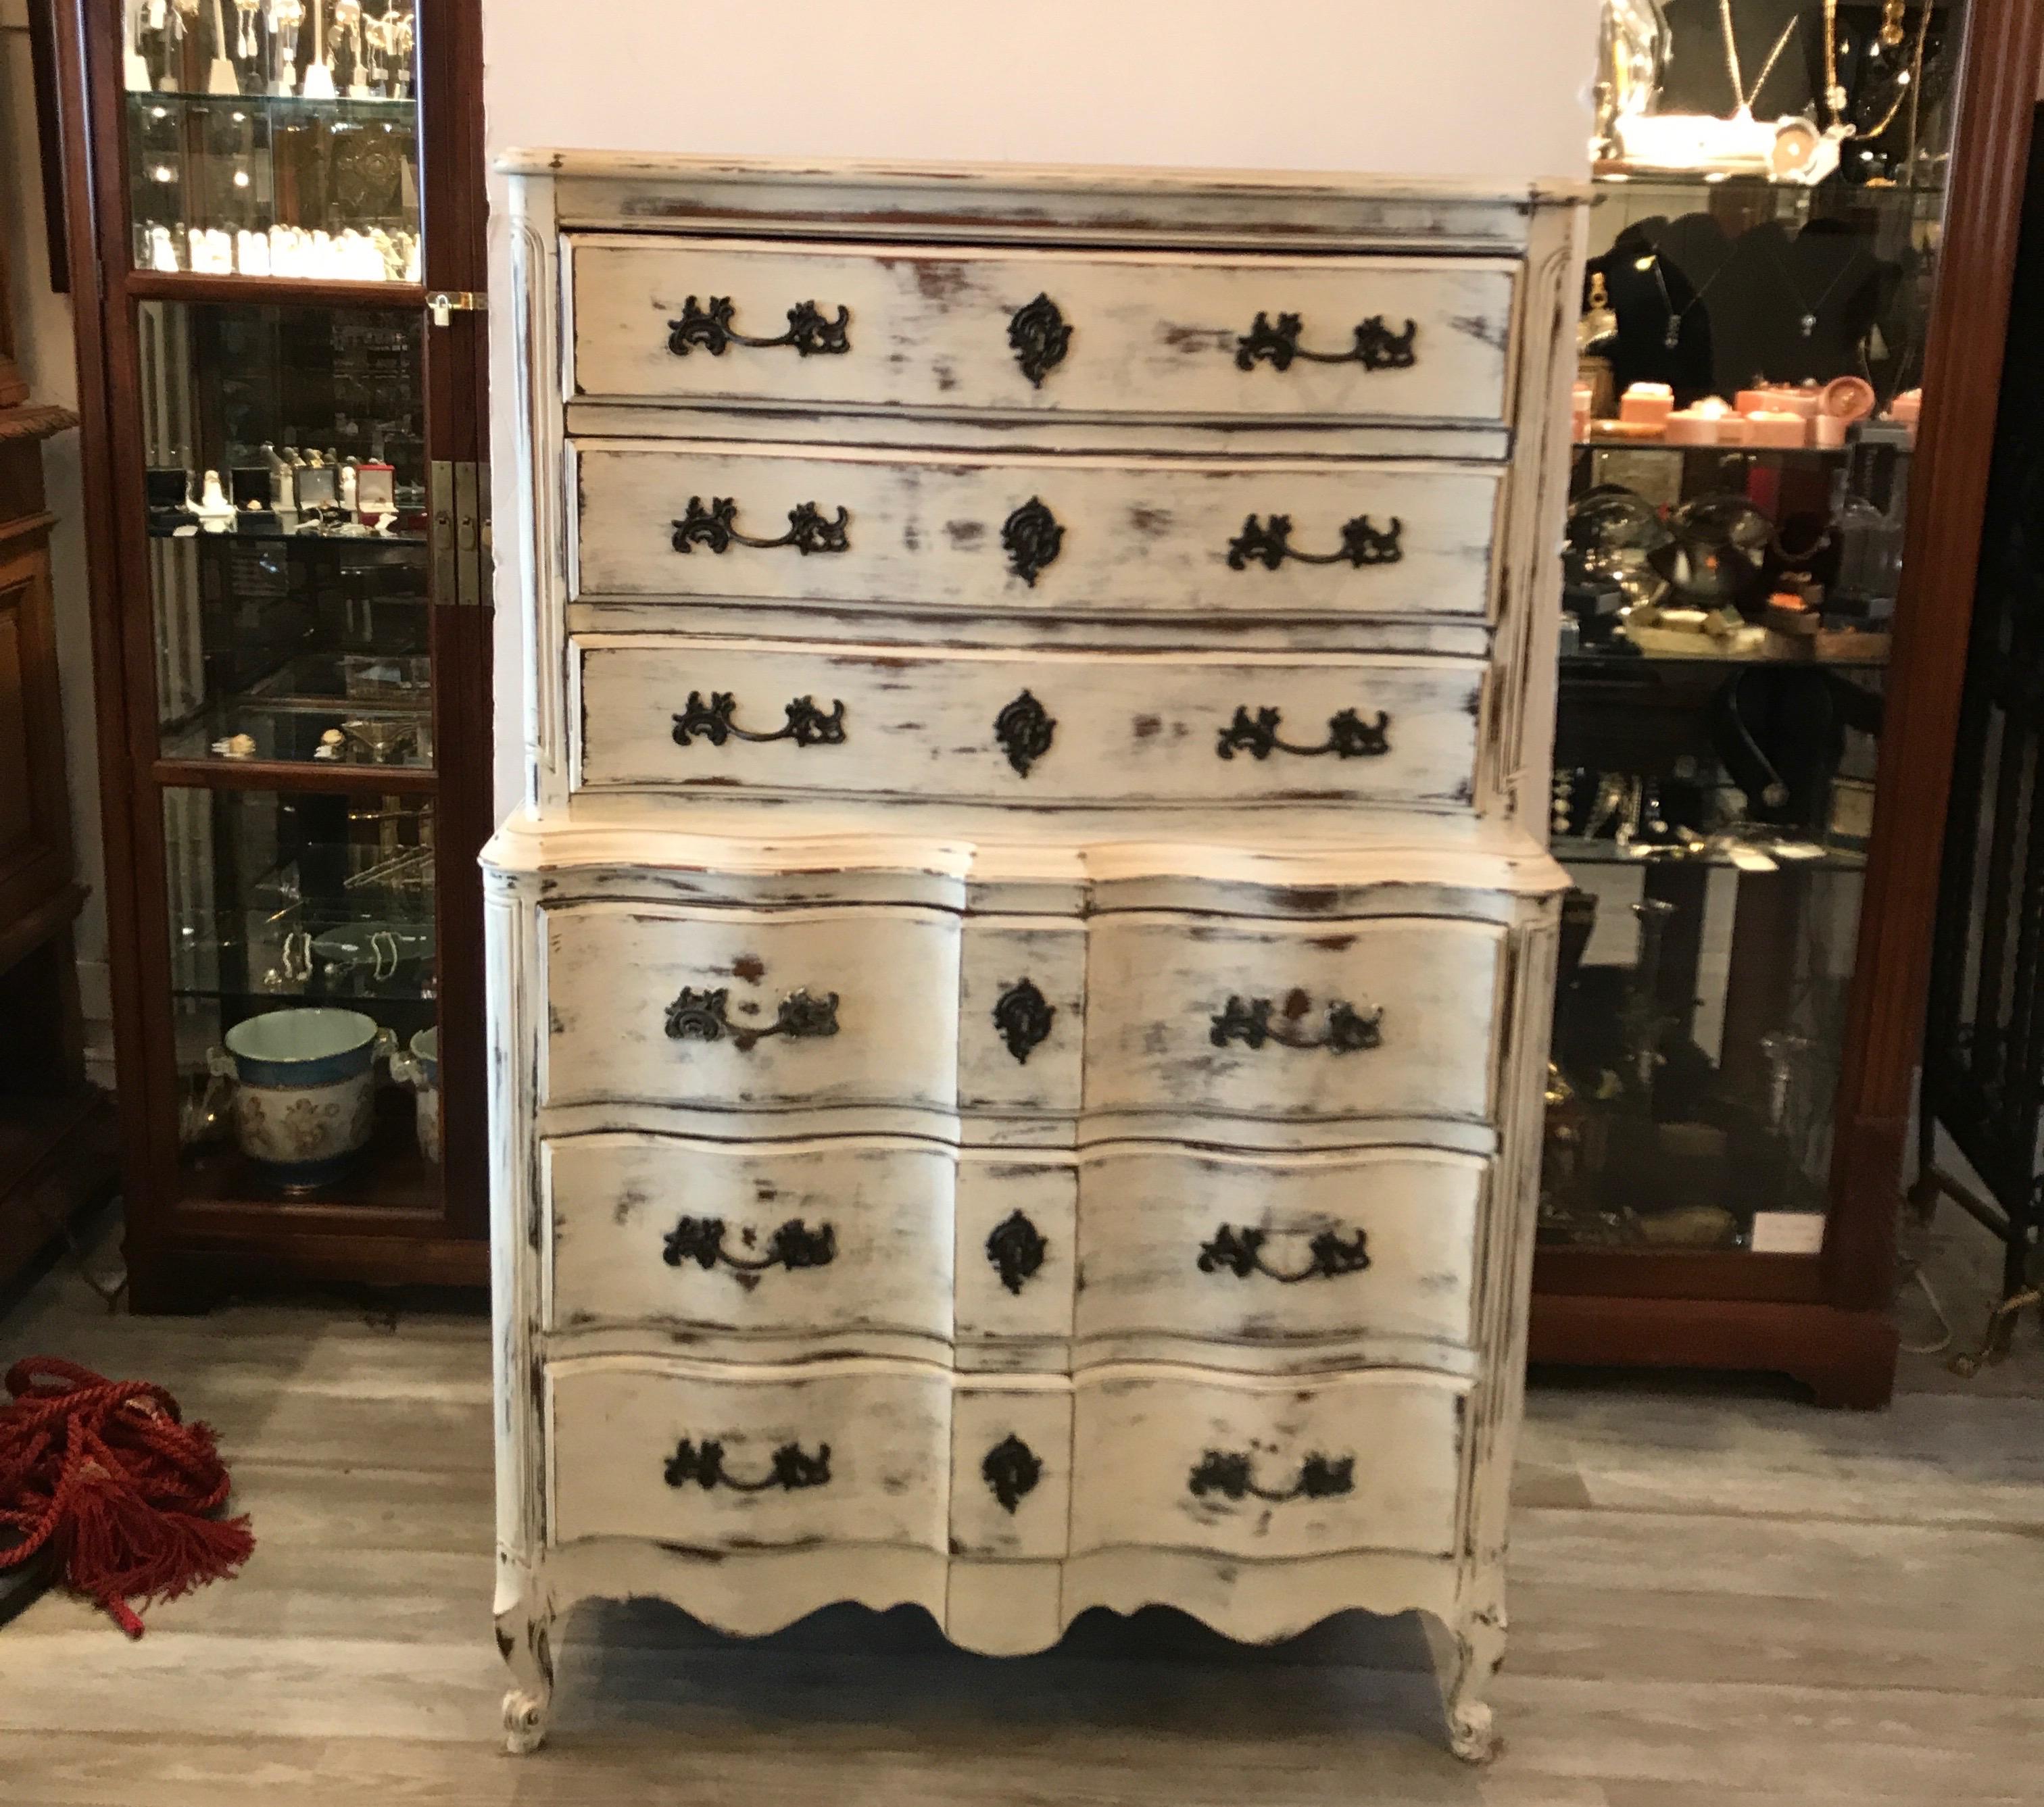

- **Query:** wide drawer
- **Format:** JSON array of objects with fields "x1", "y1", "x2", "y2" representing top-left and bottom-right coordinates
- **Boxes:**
[
  {"x1": 540, "y1": 900, "x2": 958, "y2": 1116},
  {"x1": 1068, "y1": 1366, "x2": 1465, "y2": 1560},
  {"x1": 546, "y1": 1133, "x2": 957, "y2": 1342},
  {"x1": 1074, "y1": 1145, "x2": 1485, "y2": 1353},
  {"x1": 548, "y1": 1356, "x2": 951, "y2": 1552},
  {"x1": 1085, "y1": 912, "x2": 1505, "y2": 1131},
  {"x1": 539, "y1": 900, "x2": 1081, "y2": 1122},
  {"x1": 573, "y1": 636, "x2": 1484, "y2": 812},
  {"x1": 572, "y1": 441, "x2": 1502, "y2": 623},
  {"x1": 567, "y1": 237, "x2": 1517, "y2": 427}
]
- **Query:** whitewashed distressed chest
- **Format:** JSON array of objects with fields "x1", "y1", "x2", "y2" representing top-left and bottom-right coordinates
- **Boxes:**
[{"x1": 485, "y1": 153, "x2": 1581, "y2": 1762}]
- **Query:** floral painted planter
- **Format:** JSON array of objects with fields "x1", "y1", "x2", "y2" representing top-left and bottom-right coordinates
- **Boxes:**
[
  {"x1": 390, "y1": 1026, "x2": 441, "y2": 1164},
  {"x1": 208, "y1": 1008, "x2": 395, "y2": 1192}
]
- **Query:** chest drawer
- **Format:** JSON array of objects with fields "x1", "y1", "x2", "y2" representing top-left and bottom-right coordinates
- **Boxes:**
[
  {"x1": 545, "y1": 1133, "x2": 956, "y2": 1343},
  {"x1": 573, "y1": 637, "x2": 1484, "y2": 812},
  {"x1": 539, "y1": 901, "x2": 1081, "y2": 1124},
  {"x1": 541, "y1": 901, "x2": 960, "y2": 1117},
  {"x1": 1074, "y1": 1145, "x2": 1484, "y2": 1354},
  {"x1": 1068, "y1": 1367, "x2": 1465, "y2": 1561},
  {"x1": 548, "y1": 1356, "x2": 951, "y2": 1554},
  {"x1": 1085, "y1": 912, "x2": 1504, "y2": 1133},
  {"x1": 573, "y1": 441, "x2": 1501, "y2": 624},
  {"x1": 568, "y1": 237, "x2": 1516, "y2": 428}
]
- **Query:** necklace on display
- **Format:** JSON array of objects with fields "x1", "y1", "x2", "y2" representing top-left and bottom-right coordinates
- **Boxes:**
[
  {"x1": 1638, "y1": 245, "x2": 1726, "y2": 351},
  {"x1": 1718, "y1": 0, "x2": 1801, "y2": 116},
  {"x1": 1822, "y1": 0, "x2": 1934, "y2": 141},
  {"x1": 1772, "y1": 234, "x2": 1868, "y2": 339}
]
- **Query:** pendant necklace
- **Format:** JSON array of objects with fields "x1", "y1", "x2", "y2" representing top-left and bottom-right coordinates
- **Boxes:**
[
  {"x1": 1771, "y1": 233, "x2": 1866, "y2": 340},
  {"x1": 1639, "y1": 242, "x2": 1726, "y2": 351}
]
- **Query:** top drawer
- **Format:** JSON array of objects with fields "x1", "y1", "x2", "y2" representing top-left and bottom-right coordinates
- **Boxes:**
[{"x1": 567, "y1": 237, "x2": 1517, "y2": 429}]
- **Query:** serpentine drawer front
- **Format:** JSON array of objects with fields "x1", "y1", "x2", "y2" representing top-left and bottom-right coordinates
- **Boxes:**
[
  {"x1": 491, "y1": 155, "x2": 1579, "y2": 1760},
  {"x1": 1084, "y1": 913, "x2": 1505, "y2": 1134},
  {"x1": 567, "y1": 237, "x2": 1517, "y2": 427},
  {"x1": 573, "y1": 637, "x2": 1485, "y2": 812},
  {"x1": 1071, "y1": 1145, "x2": 1486, "y2": 1356},
  {"x1": 548, "y1": 1357, "x2": 952, "y2": 1553},
  {"x1": 1068, "y1": 1366, "x2": 1467, "y2": 1561},
  {"x1": 543, "y1": 1133, "x2": 1482, "y2": 1364},
  {"x1": 572, "y1": 441, "x2": 1504, "y2": 624}
]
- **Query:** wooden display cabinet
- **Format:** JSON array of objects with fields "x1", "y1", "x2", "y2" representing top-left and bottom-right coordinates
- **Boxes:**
[
  {"x1": 48, "y1": 0, "x2": 491, "y2": 1306},
  {"x1": 1532, "y1": 0, "x2": 2044, "y2": 1405}
]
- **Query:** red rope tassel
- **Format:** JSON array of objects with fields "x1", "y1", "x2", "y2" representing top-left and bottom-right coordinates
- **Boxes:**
[{"x1": 0, "y1": 1358, "x2": 253, "y2": 1636}]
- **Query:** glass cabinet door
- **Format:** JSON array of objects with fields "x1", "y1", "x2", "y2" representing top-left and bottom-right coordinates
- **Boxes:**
[{"x1": 1546, "y1": 0, "x2": 1966, "y2": 1256}]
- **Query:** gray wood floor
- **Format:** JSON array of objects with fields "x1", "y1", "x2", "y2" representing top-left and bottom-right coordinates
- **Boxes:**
[{"x1": 1, "y1": 1208, "x2": 2039, "y2": 1806}]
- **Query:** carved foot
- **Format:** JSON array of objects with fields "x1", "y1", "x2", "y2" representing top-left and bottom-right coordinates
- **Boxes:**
[
  {"x1": 1446, "y1": 1697, "x2": 1499, "y2": 1764},
  {"x1": 495, "y1": 1595, "x2": 554, "y2": 1756},
  {"x1": 1443, "y1": 1603, "x2": 1507, "y2": 1765},
  {"x1": 502, "y1": 1687, "x2": 550, "y2": 1755}
]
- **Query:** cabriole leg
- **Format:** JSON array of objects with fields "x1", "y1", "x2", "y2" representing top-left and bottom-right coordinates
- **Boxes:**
[
  {"x1": 1442, "y1": 1602, "x2": 1507, "y2": 1764},
  {"x1": 495, "y1": 1591, "x2": 555, "y2": 1754}
]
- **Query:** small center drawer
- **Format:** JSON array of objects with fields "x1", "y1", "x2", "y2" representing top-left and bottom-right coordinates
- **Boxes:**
[
  {"x1": 573, "y1": 636, "x2": 1484, "y2": 813},
  {"x1": 572, "y1": 440, "x2": 1503, "y2": 624},
  {"x1": 567, "y1": 236, "x2": 1516, "y2": 428},
  {"x1": 548, "y1": 1356, "x2": 952, "y2": 1554}
]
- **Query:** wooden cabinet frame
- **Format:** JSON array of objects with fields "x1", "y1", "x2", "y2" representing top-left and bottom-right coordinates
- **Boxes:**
[{"x1": 46, "y1": 0, "x2": 491, "y2": 1306}]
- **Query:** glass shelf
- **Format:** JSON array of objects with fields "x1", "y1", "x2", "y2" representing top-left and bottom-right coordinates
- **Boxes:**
[
  {"x1": 135, "y1": 89, "x2": 415, "y2": 118},
  {"x1": 1553, "y1": 835, "x2": 1867, "y2": 874},
  {"x1": 1561, "y1": 642, "x2": 1891, "y2": 672},
  {"x1": 1574, "y1": 437, "x2": 1861, "y2": 464},
  {"x1": 148, "y1": 521, "x2": 427, "y2": 544}
]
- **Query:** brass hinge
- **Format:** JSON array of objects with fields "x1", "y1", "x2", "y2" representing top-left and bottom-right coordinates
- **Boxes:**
[
  {"x1": 430, "y1": 460, "x2": 491, "y2": 606},
  {"x1": 425, "y1": 290, "x2": 487, "y2": 327}
]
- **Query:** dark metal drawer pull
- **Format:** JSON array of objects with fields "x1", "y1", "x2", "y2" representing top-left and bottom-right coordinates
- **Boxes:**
[
  {"x1": 994, "y1": 690, "x2": 1056, "y2": 777},
  {"x1": 982, "y1": 1434, "x2": 1043, "y2": 1514},
  {"x1": 664, "y1": 985, "x2": 840, "y2": 1052},
  {"x1": 1216, "y1": 705, "x2": 1389, "y2": 762},
  {"x1": 992, "y1": 978, "x2": 1055, "y2": 1065},
  {"x1": 1210, "y1": 995, "x2": 1383, "y2": 1054},
  {"x1": 672, "y1": 496, "x2": 851, "y2": 557},
  {"x1": 1002, "y1": 497, "x2": 1064, "y2": 585},
  {"x1": 986, "y1": 1210, "x2": 1047, "y2": 1295},
  {"x1": 668, "y1": 295, "x2": 851, "y2": 358},
  {"x1": 664, "y1": 1215, "x2": 837, "y2": 1274},
  {"x1": 664, "y1": 1437, "x2": 832, "y2": 1493},
  {"x1": 1234, "y1": 311, "x2": 1418, "y2": 372},
  {"x1": 1197, "y1": 1224, "x2": 1372, "y2": 1283},
  {"x1": 1189, "y1": 1449, "x2": 1355, "y2": 1504},
  {"x1": 673, "y1": 691, "x2": 848, "y2": 749},
  {"x1": 1227, "y1": 513, "x2": 1403, "y2": 571},
  {"x1": 1008, "y1": 293, "x2": 1071, "y2": 387}
]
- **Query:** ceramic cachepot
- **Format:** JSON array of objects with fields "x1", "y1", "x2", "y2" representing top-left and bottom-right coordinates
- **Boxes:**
[
  {"x1": 208, "y1": 1008, "x2": 395, "y2": 1193},
  {"x1": 389, "y1": 1026, "x2": 441, "y2": 1164}
]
